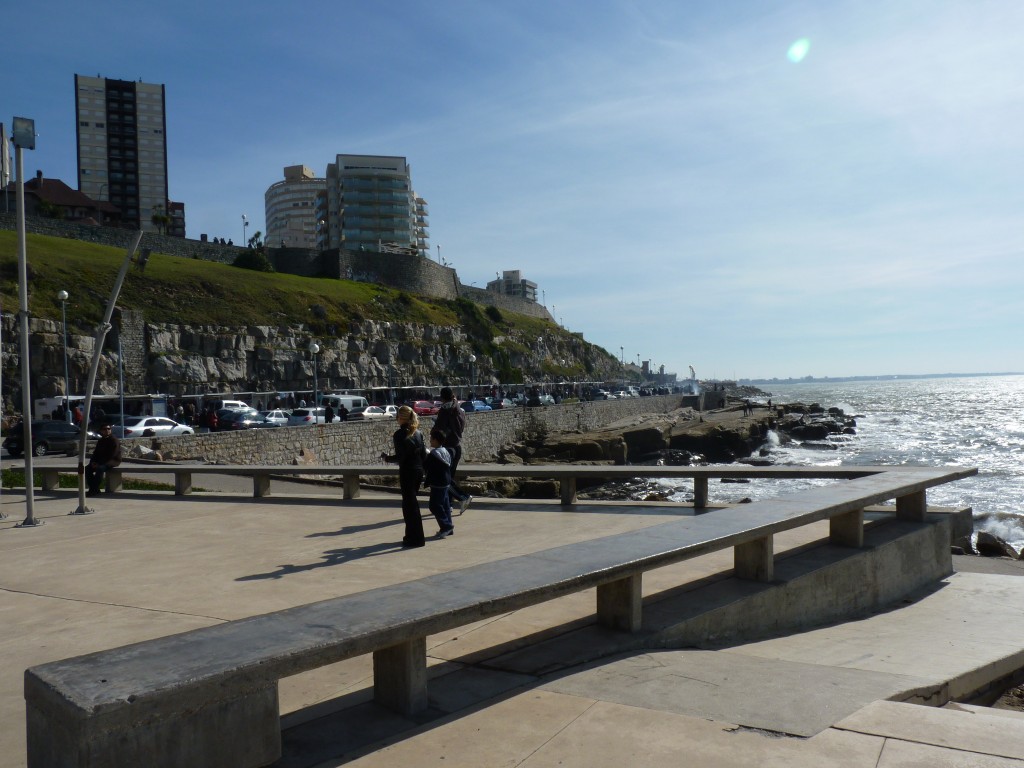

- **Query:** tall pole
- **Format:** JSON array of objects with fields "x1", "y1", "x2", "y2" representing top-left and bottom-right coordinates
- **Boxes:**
[
  {"x1": 308, "y1": 341, "x2": 319, "y2": 421},
  {"x1": 72, "y1": 230, "x2": 143, "y2": 516},
  {"x1": 241, "y1": 213, "x2": 248, "y2": 246},
  {"x1": 14, "y1": 137, "x2": 40, "y2": 526},
  {"x1": 118, "y1": 336, "x2": 125, "y2": 428},
  {"x1": 59, "y1": 290, "x2": 70, "y2": 421},
  {"x1": 384, "y1": 322, "x2": 392, "y2": 405}
]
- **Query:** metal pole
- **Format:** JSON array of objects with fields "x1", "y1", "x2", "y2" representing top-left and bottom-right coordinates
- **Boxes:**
[
  {"x1": 0, "y1": 304, "x2": 5, "y2": 520},
  {"x1": 15, "y1": 143, "x2": 40, "y2": 526},
  {"x1": 72, "y1": 230, "x2": 143, "y2": 516},
  {"x1": 118, "y1": 336, "x2": 125, "y2": 428},
  {"x1": 59, "y1": 291, "x2": 71, "y2": 422}
]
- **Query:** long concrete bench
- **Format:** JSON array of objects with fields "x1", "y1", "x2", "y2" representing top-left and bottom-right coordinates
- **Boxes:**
[
  {"x1": 24, "y1": 465, "x2": 974, "y2": 768},
  {"x1": 28, "y1": 461, "x2": 879, "y2": 508}
]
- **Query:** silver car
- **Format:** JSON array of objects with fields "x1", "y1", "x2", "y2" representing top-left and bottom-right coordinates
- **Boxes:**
[{"x1": 112, "y1": 416, "x2": 194, "y2": 439}]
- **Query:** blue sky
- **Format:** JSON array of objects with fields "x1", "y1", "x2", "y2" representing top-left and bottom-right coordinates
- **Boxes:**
[{"x1": 6, "y1": 0, "x2": 1024, "y2": 380}]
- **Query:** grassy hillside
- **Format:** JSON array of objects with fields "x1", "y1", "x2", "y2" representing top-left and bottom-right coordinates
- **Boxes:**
[{"x1": 0, "y1": 231, "x2": 604, "y2": 369}]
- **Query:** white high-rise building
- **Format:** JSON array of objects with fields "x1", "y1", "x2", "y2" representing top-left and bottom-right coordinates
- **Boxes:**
[
  {"x1": 264, "y1": 165, "x2": 326, "y2": 249},
  {"x1": 74, "y1": 74, "x2": 170, "y2": 234},
  {"x1": 320, "y1": 154, "x2": 428, "y2": 255}
]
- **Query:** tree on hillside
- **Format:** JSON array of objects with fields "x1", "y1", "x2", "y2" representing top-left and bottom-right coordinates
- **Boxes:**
[
  {"x1": 234, "y1": 230, "x2": 274, "y2": 271},
  {"x1": 151, "y1": 204, "x2": 171, "y2": 235}
]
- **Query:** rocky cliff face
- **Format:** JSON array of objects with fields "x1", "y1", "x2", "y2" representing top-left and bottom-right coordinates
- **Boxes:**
[{"x1": 5, "y1": 314, "x2": 616, "y2": 407}]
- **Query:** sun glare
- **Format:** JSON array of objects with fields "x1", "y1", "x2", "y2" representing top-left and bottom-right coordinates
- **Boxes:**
[{"x1": 787, "y1": 38, "x2": 810, "y2": 63}]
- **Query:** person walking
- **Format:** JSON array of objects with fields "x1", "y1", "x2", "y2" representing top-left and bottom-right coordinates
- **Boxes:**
[
  {"x1": 423, "y1": 427, "x2": 454, "y2": 539},
  {"x1": 434, "y1": 386, "x2": 472, "y2": 514},
  {"x1": 324, "y1": 403, "x2": 335, "y2": 424},
  {"x1": 85, "y1": 422, "x2": 122, "y2": 496},
  {"x1": 380, "y1": 405, "x2": 427, "y2": 548}
]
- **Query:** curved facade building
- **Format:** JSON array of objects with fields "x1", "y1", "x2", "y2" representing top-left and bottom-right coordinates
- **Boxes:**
[{"x1": 264, "y1": 165, "x2": 326, "y2": 249}]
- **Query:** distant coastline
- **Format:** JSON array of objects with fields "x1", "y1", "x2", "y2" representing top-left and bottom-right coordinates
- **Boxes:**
[{"x1": 740, "y1": 372, "x2": 1023, "y2": 386}]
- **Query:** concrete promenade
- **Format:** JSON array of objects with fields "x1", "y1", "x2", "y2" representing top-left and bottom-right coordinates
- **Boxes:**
[{"x1": 2, "y1": 480, "x2": 1023, "y2": 767}]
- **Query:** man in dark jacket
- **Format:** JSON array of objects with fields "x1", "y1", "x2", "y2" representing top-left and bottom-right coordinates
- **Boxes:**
[
  {"x1": 433, "y1": 387, "x2": 472, "y2": 514},
  {"x1": 85, "y1": 422, "x2": 122, "y2": 496}
]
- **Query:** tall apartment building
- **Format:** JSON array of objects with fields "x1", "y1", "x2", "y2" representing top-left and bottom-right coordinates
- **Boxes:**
[
  {"x1": 264, "y1": 165, "x2": 326, "y2": 249},
  {"x1": 74, "y1": 74, "x2": 170, "y2": 234},
  {"x1": 486, "y1": 270, "x2": 538, "y2": 302},
  {"x1": 320, "y1": 154, "x2": 428, "y2": 255}
]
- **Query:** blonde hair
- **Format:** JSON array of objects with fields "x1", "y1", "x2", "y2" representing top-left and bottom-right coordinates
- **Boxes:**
[{"x1": 397, "y1": 405, "x2": 418, "y2": 436}]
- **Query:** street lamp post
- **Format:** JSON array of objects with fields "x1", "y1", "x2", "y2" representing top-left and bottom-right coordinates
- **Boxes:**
[
  {"x1": 308, "y1": 341, "x2": 320, "y2": 421},
  {"x1": 469, "y1": 354, "x2": 476, "y2": 396},
  {"x1": 241, "y1": 213, "x2": 248, "y2": 246},
  {"x1": 58, "y1": 290, "x2": 71, "y2": 422},
  {"x1": 13, "y1": 115, "x2": 41, "y2": 527},
  {"x1": 383, "y1": 322, "x2": 393, "y2": 405},
  {"x1": 620, "y1": 346, "x2": 625, "y2": 391}
]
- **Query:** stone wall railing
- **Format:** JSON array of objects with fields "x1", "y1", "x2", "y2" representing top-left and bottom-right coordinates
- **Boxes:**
[{"x1": 150, "y1": 395, "x2": 683, "y2": 465}]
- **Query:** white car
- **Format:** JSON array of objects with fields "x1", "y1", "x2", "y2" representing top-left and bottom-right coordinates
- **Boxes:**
[
  {"x1": 351, "y1": 405, "x2": 400, "y2": 420},
  {"x1": 112, "y1": 416, "x2": 194, "y2": 439},
  {"x1": 287, "y1": 407, "x2": 326, "y2": 426},
  {"x1": 258, "y1": 409, "x2": 290, "y2": 426}
]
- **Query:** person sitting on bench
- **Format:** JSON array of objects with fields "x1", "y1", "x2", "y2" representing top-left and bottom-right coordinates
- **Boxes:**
[{"x1": 85, "y1": 422, "x2": 122, "y2": 496}]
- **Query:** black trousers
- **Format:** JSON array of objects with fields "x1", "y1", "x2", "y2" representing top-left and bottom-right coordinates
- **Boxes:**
[
  {"x1": 448, "y1": 444, "x2": 467, "y2": 502},
  {"x1": 400, "y1": 470, "x2": 425, "y2": 544}
]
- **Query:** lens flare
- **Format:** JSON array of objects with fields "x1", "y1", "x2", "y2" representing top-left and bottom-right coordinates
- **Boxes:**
[{"x1": 787, "y1": 38, "x2": 810, "y2": 63}]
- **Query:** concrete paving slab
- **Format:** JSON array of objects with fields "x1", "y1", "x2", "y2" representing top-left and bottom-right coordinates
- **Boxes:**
[
  {"x1": 835, "y1": 700, "x2": 1024, "y2": 761},
  {"x1": 875, "y1": 738, "x2": 1024, "y2": 767},
  {"x1": 539, "y1": 649, "x2": 934, "y2": 737}
]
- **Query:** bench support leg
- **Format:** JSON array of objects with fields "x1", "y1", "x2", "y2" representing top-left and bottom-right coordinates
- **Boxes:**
[
  {"x1": 343, "y1": 473, "x2": 361, "y2": 500},
  {"x1": 106, "y1": 470, "x2": 123, "y2": 493},
  {"x1": 693, "y1": 476, "x2": 708, "y2": 510},
  {"x1": 174, "y1": 471, "x2": 192, "y2": 495},
  {"x1": 735, "y1": 535, "x2": 773, "y2": 581},
  {"x1": 597, "y1": 574, "x2": 642, "y2": 632},
  {"x1": 896, "y1": 489, "x2": 926, "y2": 522},
  {"x1": 560, "y1": 477, "x2": 577, "y2": 506},
  {"x1": 373, "y1": 637, "x2": 428, "y2": 715},
  {"x1": 253, "y1": 475, "x2": 271, "y2": 498},
  {"x1": 830, "y1": 508, "x2": 865, "y2": 547},
  {"x1": 40, "y1": 469, "x2": 59, "y2": 492}
]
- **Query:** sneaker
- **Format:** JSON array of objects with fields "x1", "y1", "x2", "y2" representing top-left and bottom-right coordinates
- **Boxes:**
[
  {"x1": 435, "y1": 528, "x2": 453, "y2": 540},
  {"x1": 459, "y1": 495, "x2": 473, "y2": 515}
]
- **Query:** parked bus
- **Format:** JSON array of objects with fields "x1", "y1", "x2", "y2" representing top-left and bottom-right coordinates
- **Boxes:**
[{"x1": 33, "y1": 394, "x2": 169, "y2": 423}]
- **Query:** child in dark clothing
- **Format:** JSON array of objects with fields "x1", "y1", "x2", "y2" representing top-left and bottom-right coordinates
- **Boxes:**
[{"x1": 424, "y1": 427, "x2": 454, "y2": 539}]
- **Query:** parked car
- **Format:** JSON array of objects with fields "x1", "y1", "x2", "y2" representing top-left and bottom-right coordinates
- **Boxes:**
[
  {"x1": 459, "y1": 400, "x2": 492, "y2": 412},
  {"x1": 3, "y1": 420, "x2": 96, "y2": 457},
  {"x1": 220, "y1": 408, "x2": 260, "y2": 430},
  {"x1": 349, "y1": 405, "x2": 387, "y2": 420},
  {"x1": 234, "y1": 412, "x2": 281, "y2": 429},
  {"x1": 411, "y1": 400, "x2": 439, "y2": 416},
  {"x1": 287, "y1": 407, "x2": 326, "y2": 426},
  {"x1": 483, "y1": 397, "x2": 514, "y2": 410},
  {"x1": 258, "y1": 409, "x2": 290, "y2": 426},
  {"x1": 111, "y1": 416, "x2": 194, "y2": 439}
]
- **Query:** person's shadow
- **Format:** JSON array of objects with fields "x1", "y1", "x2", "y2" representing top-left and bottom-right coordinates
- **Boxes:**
[{"x1": 236, "y1": 541, "x2": 404, "y2": 581}]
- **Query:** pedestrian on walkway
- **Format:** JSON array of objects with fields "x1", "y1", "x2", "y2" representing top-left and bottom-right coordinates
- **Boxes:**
[
  {"x1": 434, "y1": 386, "x2": 473, "y2": 514},
  {"x1": 424, "y1": 427, "x2": 454, "y2": 539},
  {"x1": 380, "y1": 405, "x2": 427, "y2": 548}
]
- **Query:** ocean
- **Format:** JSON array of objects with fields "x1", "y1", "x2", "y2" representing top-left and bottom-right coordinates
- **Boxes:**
[{"x1": 651, "y1": 374, "x2": 1024, "y2": 549}]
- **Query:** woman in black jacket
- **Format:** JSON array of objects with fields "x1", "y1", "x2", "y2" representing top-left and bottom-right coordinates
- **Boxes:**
[{"x1": 381, "y1": 405, "x2": 427, "y2": 548}]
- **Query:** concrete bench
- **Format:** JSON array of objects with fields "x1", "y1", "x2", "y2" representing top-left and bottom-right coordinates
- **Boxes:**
[
  {"x1": 32, "y1": 461, "x2": 879, "y2": 508},
  {"x1": 24, "y1": 465, "x2": 974, "y2": 768}
]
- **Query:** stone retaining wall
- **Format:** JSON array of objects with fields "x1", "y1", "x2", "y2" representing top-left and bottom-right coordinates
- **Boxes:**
[
  {"x1": 150, "y1": 394, "x2": 683, "y2": 464},
  {"x1": 0, "y1": 213, "x2": 241, "y2": 262}
]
